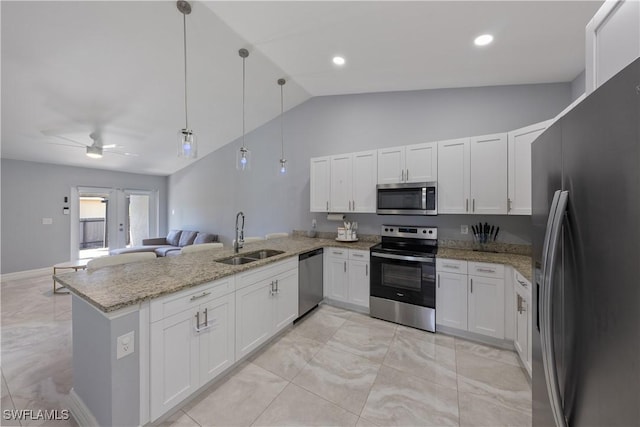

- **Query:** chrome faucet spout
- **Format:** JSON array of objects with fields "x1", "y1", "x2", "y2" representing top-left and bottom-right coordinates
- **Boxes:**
[{"x1": 234, "y1": 211, "x2": 245, "y2": 253}]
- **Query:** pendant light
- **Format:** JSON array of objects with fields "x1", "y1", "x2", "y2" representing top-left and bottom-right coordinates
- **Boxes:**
[
  {"x1": 237, "y1": 48, "x2": 251, "y2": 170},
  {"x1": 277, "y1": 78, "x2": 287, "y2": 174},
  {"x1": 177, "y1": 1, "x2": 197, "y2": 159}
]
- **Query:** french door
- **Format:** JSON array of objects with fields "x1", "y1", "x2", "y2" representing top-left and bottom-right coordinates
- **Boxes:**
[{"x1": 72, "y1": 187, "x2": 158, "y2": 260}]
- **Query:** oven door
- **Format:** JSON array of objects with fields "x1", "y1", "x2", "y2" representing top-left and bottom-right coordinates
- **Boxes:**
[{"x1": 370, "y1": 251, "x2": 436, "y2": 308}]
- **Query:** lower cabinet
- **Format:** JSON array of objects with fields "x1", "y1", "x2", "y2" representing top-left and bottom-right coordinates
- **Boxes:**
[
  {"x1": 513, "y1": 269, "x2": 532, "y2": 376},
  {"x1": 235, "y1": 258, "x2": 299, "y2": 360},
  {"x1": 150, "y1": 278, "x2": 235, "y2": 420},
  {"x1": 436, "y1": 259, "x2": 505, "y2": 339},
  {"x1": 325, "y1": 248, "x2": 370, "y2": 309}
]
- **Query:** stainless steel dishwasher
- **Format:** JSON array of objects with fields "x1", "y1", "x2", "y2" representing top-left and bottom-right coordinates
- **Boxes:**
[{"x1": 297, "y1": 248, "x2": 324, "y2": 321}]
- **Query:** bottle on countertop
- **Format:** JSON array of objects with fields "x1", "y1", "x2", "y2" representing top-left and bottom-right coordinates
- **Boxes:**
[{"x1": 307, "y1": 219, "x2": 317, "y2": 238}]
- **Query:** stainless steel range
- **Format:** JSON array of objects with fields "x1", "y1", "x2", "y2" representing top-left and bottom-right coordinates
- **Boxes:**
[{"x1": 369, "y1": 225, "x2": 437, "y2": 332}]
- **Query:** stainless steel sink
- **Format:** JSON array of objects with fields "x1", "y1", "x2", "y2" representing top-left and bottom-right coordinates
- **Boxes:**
[
  {"x1": 215, "y1": 249, "x2": 285, "y2": 266},
  {"x1": 244, "y1": 249, "x2": 285, "y2": 260},
  {"x1": 216, "y1": 256, "x2": 257, "y2": 265}
]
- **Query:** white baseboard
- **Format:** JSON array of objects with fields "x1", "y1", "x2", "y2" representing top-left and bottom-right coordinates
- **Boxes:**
[
  {"x1": 67, "y1": 389, "x2": 99, "y2": 427},
  {"x1": 0, "y1": 267, "x2": 51, "y2": 282}
]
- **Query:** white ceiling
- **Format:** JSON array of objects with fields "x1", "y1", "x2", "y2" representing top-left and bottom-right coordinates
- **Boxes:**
[{"x1": 1, "y1": 1, "x2": 603, "y2": 176}]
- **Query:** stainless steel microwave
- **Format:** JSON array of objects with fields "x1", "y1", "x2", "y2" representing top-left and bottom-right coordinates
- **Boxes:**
[{"x1": 376, "y1": 182, "x2": 437, "y2": 215}]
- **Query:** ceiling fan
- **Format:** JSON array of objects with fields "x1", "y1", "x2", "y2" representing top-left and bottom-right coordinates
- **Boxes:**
[{"x1": 43, "y1": 129, "x2": 138, "y2": 159}]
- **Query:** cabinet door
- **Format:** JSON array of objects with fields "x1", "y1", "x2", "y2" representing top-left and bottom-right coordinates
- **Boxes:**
[
  {"x1": 273, "y1": 268, "x2": 299, "y2": 332},
  {"x1": 352, "y1": 150, "x2": 377, "y2": 213},
  {"x1": 330, "y1": 154, "x2": 352, "y2": 213},
  {"x1": 310, "y1": 157, "x2": 331, "y2": 212},
  {"x1": 468, "y1": 275, "x2": 505, "y2": 339},
  {"x1": 199, "y1": 293, "x2": 236, "y2": 385},
  {"x1": 514, "y1": 293, "x2": 528, "y2": 365},
  {"x1": 470, "y1": 133, "x2": 507, "y2": 214},
  {"x1": 436, "y1": 272, "x2": 468, "y2": 330},
  {"x1": 326, "y1": 256, "x2": 349, "y2": 302},
  {"x1": 508, "y1": 121, "x2": 550, "y2": 215},
  {"x1": 235, "y1": 280, "x2": 273, "y2": 359},
  {"x1": 377, "y1": 146, "x2": 405, "y2": 184},
  {"x1": 405, "y1": 142, "x2": 438, "y2": 183},
  {"x1": 437, "y1": 138, "x2": 470, "y2": 214},
  {"x1": 348, "y1": 259, "x2": 370, "y2": 308},
  {"x1": 150, "y1": 309, "x2": 199, "y2": 420}
]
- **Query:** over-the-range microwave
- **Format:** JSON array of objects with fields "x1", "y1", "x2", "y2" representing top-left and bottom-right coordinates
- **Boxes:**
[{"x1": 376, "y1": 182, "x2": 437, "y2": 215}]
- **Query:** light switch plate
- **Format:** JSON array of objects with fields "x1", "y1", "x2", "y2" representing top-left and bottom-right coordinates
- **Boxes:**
[{"x1": 117, "y1": 331, "x2": 135, "y2": 359}]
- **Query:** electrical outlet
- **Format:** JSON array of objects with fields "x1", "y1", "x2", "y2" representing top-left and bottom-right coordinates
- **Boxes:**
[
  {"x1": 117, "y1": 331, "x2": 135, "y2": 359},
  {"x1": 460, "y1": 225, "x2": 469, "y2": 234}
]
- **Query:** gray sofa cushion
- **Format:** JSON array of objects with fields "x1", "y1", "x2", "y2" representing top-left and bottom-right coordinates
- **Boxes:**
[
  {"x1": 109, "y1": 246, "x2": 161, "y2": 256},
  {"x1": 194, "y1": 232, "x2": 218, "y2": 244},
  {"x1": 166, "y1": 230, "x2": 182, "y2": 246},
  {"x1": 179, "y1": 230, "x2": 198, "y2": 247},
  {"x1": 154, "y1": 247, "x2": 182, "y2": 257}
]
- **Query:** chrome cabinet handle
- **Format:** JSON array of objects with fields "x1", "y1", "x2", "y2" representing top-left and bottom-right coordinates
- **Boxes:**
[
  {"x1": 406, "y1": 169, "x2": 409, "y2": 181},
  {"x1": 470, "y1": 278, "x2": 473, "y2": 293},
  {"x1": 366, "y1": 264, "x2": 368, "y2": 276},
  {"x1": 437, "y1": 274, "x2": 440, "y2": 288},
  {"x1": 344, "y1": 261, "x2": 347, "y2": 272},
  {"x1": 195, "y1": 311, "x2": 200, "y2": 329},
  {"x1": 401, "y1": 170, "x2": 404, "y2": 182},
  {"x1": 540, "y1": 190, "x2": 569, "y2": 427},
  {"x1": 465, "y1": 199, "x2": 469, "y2": 212},
  {"x1": 270, "y1": 280, "x2": 276, "y2": 296},
  {"x1": 275, "y1": 279, "x2": 280, "y2": 294},
  {"x1": 476, "y1": 268, "x2": 496, "y2": 273},
  {"x1": 326, "y1": 201, "x2": 329, "y2": 211},
  {"x1": 443, "y1": 264, "x2": 459, "y2": 269},
  {"x1": 352, "y1": 253, "x2": 364, "y2": 257},
  {"x1": 333, "y1": 251, "x2": 344, "y2": 255},
  {"x1": 194, "y1": 308, "x2": 213, "y2": 332},
  {"x1": 472, "y1": 198, "x2": 475, "y2": 212},
  {"x1": 508, "y1": 198, "x2": 512, "y2": 212},
  {"x1": 190, "y1": 291, "x2": 211, "y2": 301},
  {"x1": 517, "y1": 279, "x2": 528, "y2": 288},
  {"x1": 353, "y1": 200, "x2": 356, "y2": 211}
]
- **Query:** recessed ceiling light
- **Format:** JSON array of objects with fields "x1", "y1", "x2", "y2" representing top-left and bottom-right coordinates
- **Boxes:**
[
  {"x1": 332, "y1": 56, "x2": 345, "y2": 66},
  {"x1": 474, "y1": 34, "x2": 494, "y2": 46}
]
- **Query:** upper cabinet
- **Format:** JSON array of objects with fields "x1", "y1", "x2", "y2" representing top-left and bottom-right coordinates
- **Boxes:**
[
  {"x1": 377, "y1": 142, "x2": 437, "y2": 184},
  {"x1": 507, "y1": 120, "x2": 552, "y2": 215},
  {"x1": 330, "y1": 150, "x2": 377, "y2": 213},
  {"x1": 310, "y1": 156, "x2": 331, "y2": 212},
  {"x1": 438, "y1": 134, "x2": 507, "y2": 215},
  {"x1": 586, "y1": 0, "x2": 640, "y2": 94}
]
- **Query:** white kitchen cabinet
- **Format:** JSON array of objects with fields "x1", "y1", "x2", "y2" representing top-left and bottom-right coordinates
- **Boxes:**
[
  {"x1": 438, "y1": 134, "x2": 507, "y2": 215},
  {"x1": 310, "y1": 156, "x2": 331, "y2": 212},
  {"x1": 469, "y1": 133, "x2": 508, "y2": 215},
  {"x1": 507, "y1": 120, "x2": 552, "y2": 215},
  {"x1": 377, "y1": 142, "x2": 437, "y2": 184},
  {"x1": 586, "y1": 0, "x2": 640, "y2": 94},
  {"x1": 436, "y1": 259, "x2": 505, "y2": 340},
  {"x1": 150, "y1": 278, "x2": 236, "y2": 420},
  {"x1": 437, "y1": 138, "x2": 471, "y2": 214},
  {"x1": 235, "y1": 259, "x2": 299, "y2": 359},
  {"x1": 325, "y1": 248, "x2": 370, "y2": 309},
  {"x1": 513, "y1": 270, "x2": 532, "y2": 376},
  {"x1": 330, "y1": 151, "x2": 377, "y2": 213}
]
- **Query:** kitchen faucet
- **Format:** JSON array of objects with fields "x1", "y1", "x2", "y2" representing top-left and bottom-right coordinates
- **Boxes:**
[{"x1": 234, "y1": 211, "x2": 245, "y2": 253}]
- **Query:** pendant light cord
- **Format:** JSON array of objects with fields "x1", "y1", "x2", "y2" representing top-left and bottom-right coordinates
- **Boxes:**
[
  {"x1": 183, "y1": 13, "x2": 189, "y2": 130},
  {"x1": 242, "y1": 56, "x2": 246, "y2": 147},
  {"x1": 280, "y1": 83, "x2": 284, "y2": 158}
]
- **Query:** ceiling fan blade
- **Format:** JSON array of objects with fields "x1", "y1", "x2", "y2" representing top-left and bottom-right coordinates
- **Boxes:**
[
  {"x1": 47, "y1": 135, "x2": 87, "y2": 147},
  {"x1": 108, "y1": 150, "x2": 139, "y2": 157},
  {"x1": 47, "y1": 141, "x2": 84, "y2": 149}
]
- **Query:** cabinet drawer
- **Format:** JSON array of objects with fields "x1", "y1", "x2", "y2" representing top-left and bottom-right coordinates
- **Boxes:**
[
  {"x1": 151, "y1": 276, "x2": 235, "y2": 322},
  {"x1": 513, "y1": 269, "x2": 531, "y2": 296},
  {"x1": 327, "y1": 248, "x2": 349, "y2": 259},
  {"x1": 437, "y1": 258, "x2": 468, "y2": 274},
  {"x1": 236, "y1": 257, "x2": 298, "y2": 290},
  {"x1": 468, "y1": 262, "x2": 504, "y2": 279},
  {"x1": 349, "y1": 249, "x2": 370, "y2": 261}
]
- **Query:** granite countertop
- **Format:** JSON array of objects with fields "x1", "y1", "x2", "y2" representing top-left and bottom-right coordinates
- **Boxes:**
[
  {"x1": 54, "y1": 236, "x2": 377, "y2": 313},
  {"x1": 437, "y1": 248, "x2": 532, "y2": 282}
]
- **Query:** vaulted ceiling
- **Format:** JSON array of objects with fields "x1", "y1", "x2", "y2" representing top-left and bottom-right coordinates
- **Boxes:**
[{"x1": 1, "y1": 1, "x2": 602, "y2": 175}]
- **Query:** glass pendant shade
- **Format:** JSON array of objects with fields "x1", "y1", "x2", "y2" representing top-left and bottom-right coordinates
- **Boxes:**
[
  {"x1": 237, "y1": 146, "x2": 251, "y2": 170},
  {"x1": 178, "y1": 129, "x2": 197, "y2": 159},
  {"x1": 279, "y1": 158, "x2": 287, "y2": 174}
]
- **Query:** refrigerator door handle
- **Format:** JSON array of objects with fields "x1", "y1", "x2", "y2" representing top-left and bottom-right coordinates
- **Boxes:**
[{"x1": 541, "y1": 190, "x2": 569, "y2": 427}]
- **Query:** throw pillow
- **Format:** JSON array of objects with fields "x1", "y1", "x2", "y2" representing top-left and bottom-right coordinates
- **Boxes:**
[
  {"x1": 179, "y1": 230, "x2": 198, "y2": 247},
  {"x1": 166, "y1": 230, "x2": 182, "y2": 246}
]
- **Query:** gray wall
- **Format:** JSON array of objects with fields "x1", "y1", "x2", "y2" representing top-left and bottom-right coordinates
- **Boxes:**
[
  {"x1": 571, "y1": 70, "x2": 586, "y2": 101},
  {"x1": 1, "y1": 159, "x2": 167, "y2": 274},
  {"x1": 169, "y1": 83, "x2": 573, "y2": 246}
]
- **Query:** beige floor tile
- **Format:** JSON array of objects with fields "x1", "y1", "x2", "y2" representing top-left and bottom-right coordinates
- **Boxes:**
[
  {"x1": 317, "y1": 304, "x2": 354, "y2": 320},
  {"x1": 395, "y1": 324, "x2": 456, "y2": 349},
  {"x1": 184, "y1": 363, "x2": 288, "y2": 427},
  {"x1": 360, "y1": 365, "x2": 459, "y2": 427},
  {"x1": 252, "y1": 383, "x2": 358, "y2": 426},
  {"x1": 456, "y1": 351, "x2": 531, "y2": 413},
  {"x1": 251, "y1": 331, "x2": 323, "y2": 381},
  {"x1": 355, "y1": 416, "x2": 380, "y2": 427},
  {"x1": 383, "y1": 328, "x2": 458, "y2": 389},
  {"x1": 455, "y1": 338, "x2": 522, "y2": 368},
  {"x1": 326, "y1": 319, "x2": 395, "y2": 363},
  {"x1": 291, "y1": 310, "x2": 347, "y2": 343},
  {"x1": 155, "y1": 410, "x2": 201, "y2": 427},
  {"x1": 459, "y1": 391, "x2": 532, "y2": 427},
  {"x1": 292, "y1": 345, "x2": 379, "y2": 415}
]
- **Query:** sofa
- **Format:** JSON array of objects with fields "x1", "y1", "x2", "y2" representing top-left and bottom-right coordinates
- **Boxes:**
[{"x1": 109, "y1": 230, "x2": 218, "y2": 257}]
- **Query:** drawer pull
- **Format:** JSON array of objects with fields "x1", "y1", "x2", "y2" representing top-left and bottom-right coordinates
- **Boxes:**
[
  {"x1": 443, "y1": 264, "x2": 459, "y2": 269},
  {"x1": 517, "y1": 279, "x2": 528, "y2": 288},
  {"x1": 190, "y1": 291, "x2": 211, "y2": 301},
  {"x1": 352, "y1": 253, "x2": 364, "y2": 257},
  {"x1": 333, "y1": 251, "x2": 344, "y2": 255},
  {"x1": 476, "y1": 268, "x2": 496, "y2": 273}
]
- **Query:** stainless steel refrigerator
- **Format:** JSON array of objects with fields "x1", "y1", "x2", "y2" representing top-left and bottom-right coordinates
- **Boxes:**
[{"x1": 531, "y1": 58, "x2": 640, "y2": 426}]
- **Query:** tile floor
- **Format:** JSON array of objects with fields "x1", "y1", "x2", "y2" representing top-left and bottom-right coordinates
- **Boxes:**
[{"x1": 1, "y1": 274, "x2": 532, "y2": 427}]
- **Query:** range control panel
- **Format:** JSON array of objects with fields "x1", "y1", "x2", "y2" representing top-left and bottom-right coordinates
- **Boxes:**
[{"x1": 381, "y1": 225, "x2": 437, "y2": 240}]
